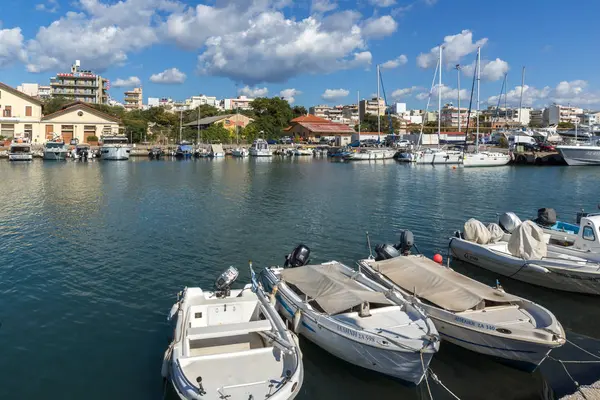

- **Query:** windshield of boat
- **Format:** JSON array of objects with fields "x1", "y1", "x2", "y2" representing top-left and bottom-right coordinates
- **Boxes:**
[
  {"x1": 102, "y1": 137, "x2": 128, "y2": 144},
  {"x1": 46, "y1": 142, "x2": 64, "y2": 148},
  {"x1": 10, "y1": 146, "x2": 31, "y2": 153}
]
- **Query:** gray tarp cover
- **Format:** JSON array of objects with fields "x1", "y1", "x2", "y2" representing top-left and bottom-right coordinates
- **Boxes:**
[
  {"x1": 210, "y1": 144, "x2": 224, "y2": 154},
  {"x1": 367, "y1": 256, "x2": 520, "y2": 312},
  {"x1": 507, "y1": 220, "x2": 548, "y2": 260},
  {"x1": 280, "y1": 263, "x2": 390, "y2": 315}
]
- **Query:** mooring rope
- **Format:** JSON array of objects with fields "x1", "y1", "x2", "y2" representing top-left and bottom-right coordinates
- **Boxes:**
[
  {"x1": 428, "y1": 369, "x2": 461, "y2": 400},
  {"x1": 420, "y1": 352, "x2": 433, "y2": 400}
]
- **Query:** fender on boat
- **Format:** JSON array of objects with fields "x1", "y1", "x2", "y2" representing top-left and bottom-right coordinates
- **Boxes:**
[
  {"x1": 167, "y1": 303, "x2": 179, "y2": 322},
  {"x1": 161, "y1": 345, "x2": 172, "y2": 378},
  {"x1": 523, "y1": 263, "x2": 550, "y2": 274},
  {"x1": 293, "y1": 309, "x2": 302, "y2": 334}
]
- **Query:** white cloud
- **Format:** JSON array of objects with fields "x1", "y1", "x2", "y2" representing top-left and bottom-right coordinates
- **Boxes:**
[
  {"x1": 321, "y1": 10, "x2": 362, "y2": 32},
  {"x1": 462, "y1": 58, "x2": 509, "y2": 82},
  {"x1": 381, "y1": 54, "x2": 407, "y2": 69},
  {"x1": 361, "y1": 15, "x2": 398, "y2": 39},
  {"x1": 238, "y1": 85, "x2": 269, "y2": 97},
  {"x1": 26, "y1": 0, "x2": 176, "y2": 72},
  {"x1": 487, "y1": 80, "x2": 600, "y2": 107},
  {"x1": 36, "y1": 0, "x2": 59, "y2": 13},
  {"x1": 391, "y1": 86, "x2": 422, "y2": 100},
  {"x1": 417, "y1": 29, "x2": 488, "y2": 68},
  {"x1": 322, "y1": 88, "x2": 349, "y2": 101},
  {"x1": 280, "y1": 88, "x2": 301, "y2": 104},
  {"x1": 369, "y1": 0, "x2": 396, "y2": 7},
  {"x1": 0, "y1": 27, "x2": 26, "y2": 68},
  {"x1": 311, "y1": 0, "x2": 337, "y2": 13},
  {"x1": 112, "y1": 76, "x2": 142, "y2": 87},
  {"x1": 149, "y1": 67, "x2": 186, "y2": 84},
  {"x1": 415, "y1": 84, "x2": 468, "y2": 101}
]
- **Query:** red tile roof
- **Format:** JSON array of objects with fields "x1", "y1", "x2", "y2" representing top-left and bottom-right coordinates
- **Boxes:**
[
  {"x1": 297, "y1": 122, "x2": 355, "y2": 134},
  {"x1": 290, "y1": 115, "x2": 331, "y2": 123}
]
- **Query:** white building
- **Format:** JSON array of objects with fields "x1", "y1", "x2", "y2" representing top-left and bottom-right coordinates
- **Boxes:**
[
  {"x1": 440, "y1": 104, "x2": 472, "y2": 128},
  {"x1": 579, "y1": 112, "x2": 600, "y2": 126},
  {"x1": 359, "y1": 97, "x2": 386, "y2": 121},
  {"x1": 392, "y1": 103, "x2": 407, "y2": 114},
  {"x1": 185, "y1": 94, "x2": 219, "y2": 110},
  {"x1": 15, "y1": 83, "x2": 52, "y2": 100},
  {"x1": 308, "y1": 105, "x2": 330, "y2": 119},
  {"x1": 547, "y1": 104, "x2": 583, "y2": 125},
  {"x1": 222, "y1": 96, "x2": 254, "y2": 111},
  {"x1": 530, "y1": 109, "x2": 544, "y2": 126}
]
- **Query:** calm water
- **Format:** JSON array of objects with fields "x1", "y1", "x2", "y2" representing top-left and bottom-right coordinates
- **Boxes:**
[{"x1": 1, "y1": 158, "x2": 599, "y2": 400}]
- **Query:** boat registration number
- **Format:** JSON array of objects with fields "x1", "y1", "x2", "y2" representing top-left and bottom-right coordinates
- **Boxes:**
[
  {"x1": 455, "y1": 316, "x2": 495, "y2": 331},
  {"x1": 337, "y1": 326, "x2": 376, "y2": 343}
]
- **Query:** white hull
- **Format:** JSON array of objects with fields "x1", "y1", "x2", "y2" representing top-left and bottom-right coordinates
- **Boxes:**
[
  {"x1": 165, "y1": 285, "x2": 303, "y2": 400},
  {"x1": 413, "y1": 149, "x2": 462, "y2": 164},
  {"x1": 101, "y1": 145, "x2": 131, "y2": 160},
  {"x1": 210, "y1": 152, "x2": 224, "y2": 158},
  {"x1": 344, "y1": 149, "x2": 397, "y2": 160},
  {"x1": 231, "y1": 149, "x2": 249, "y2": 157},
  {"x1": 463, "y1": 152, "x2": 510, "y2": 167},
  {"x1": 9, "y1": 153, "x2": 33, "y2": 161},
  {"x1": 261, "y1": 267, "x2": 438, "y2": 384},
  {"x1": 292, "y1": 150, "x2": 313, "y2": 156},
  {"x1": 249, "y1": 150, "x2": 272, "y2": 157},
  {"x1": 557, "y1": 145, "x2": 600, "y2": 166},
  {"x1": 449, "y1": 237, "x2": 600, "y2": 295},
  {"x1": 43, "y1": 149, "x2": 68, "y2": 160}
]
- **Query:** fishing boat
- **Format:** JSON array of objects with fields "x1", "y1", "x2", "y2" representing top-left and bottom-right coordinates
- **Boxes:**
[
  {"x1": 163, "y1": 267, "x2": 303, "y2": 400},
  {"x1": 9, "y1": 138, "x2": 33, "y2": 161},
  {"x1": 249, "y1": 139, "x2": 272, "y2": 157},
  {"x1": 359, "y1": 231, "x2": 565, "y2": 371},
  {"x1": 43, "y1": 136, "x2": 68, "y2": 161},
  {"x1": 231, "y1": 148, "x2": 249, "y2": 157},
  {"x1": 209, "y1": 143, "x2": 225, "y2": 158},
  {"x1": 291, "y1": 146, "x2": 313, "y2": 156},
  {"x1": 449, "y1": 218, "x2": 600, "y2": 295},
  {"x1": 344, "y1": 148, "x2": 396, "y2": 160},
  {"x1": 175, "y1": 141, "x2": 194, "y2": 159},
  {"x1": 148, "y1": 147, "x2": 163, "y2": 160},
  {"x1": 261, "y1": 245, "x2": 439, "y2": 385},
  {"x1": 100, "y1": 135, "x2": 131, "y2": 160}
]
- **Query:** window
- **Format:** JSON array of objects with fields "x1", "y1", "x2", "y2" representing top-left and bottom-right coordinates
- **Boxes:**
[
  {"x1": 1, "y1": 123, "x2": 15, "y2": 138},
  {"x1": 3, "y1": 106, "x2": 11, "y2": 117},
  {"x1": 583, "y1": 226, "x2": 596, "y2": 241},
  {"x1": 25, "y1": 106, "x2": 32, "y2": 117},
  {"x1": 24, "y1": 124, "x2": 32, "y2": 139}
]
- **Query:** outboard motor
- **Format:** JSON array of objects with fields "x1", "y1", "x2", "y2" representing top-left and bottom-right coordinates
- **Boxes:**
[
  {"x1": 498, "y1": 212, "x2": 522, "y2": 233},
  {"x1": 397, "y1": 230, "x2": 414, "y2": 255},
  {"x1": 284, "y1": 244, "x2": 310, "y2": 268},
  {"x1": 577, "y1": 209, "x2": 589, "y2": 225},
  {"x1": 374, "y1": 244, "x2": 401, "y2": 261},
  {"x1": 214, "y1": 266, "x2": 239, "y2": 298},
  {"x1": 536, "y1": 208, "x2": 557, "y2": 227}
]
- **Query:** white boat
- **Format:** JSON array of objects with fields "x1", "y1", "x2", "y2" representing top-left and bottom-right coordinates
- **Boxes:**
[
  {"x1": 43, "y1": 140, "x2": 68, "y2": 160},
  {"x1": 291, "y1": 147, "x2": 313, "y2": 156},
  {"x1": 557, "y1": 143, "x2": 600, "y2": 166},
  {"x1": 9, "y1": 139, "x2": 33, "y2": 161},
  {"x1": 358, "y1": 252, "x2": 564, "y2": 371},
  {"x1": 209, "y1": 143, "x2": 225, "y2": 158},
  {"x1": 413, "y1": 148, "x2": 463, "y2": 164},
  {"x1": 449, "y1": 219, "x2": 600, "y2": 295},
  {"x1": 261, "y1": 245, "x2": 439, "y2": 384},
  {"x1": 100, "y1": 135, "x2": 131, "y2": 160},
  {"x1": 344, "y1": 148, "x2": 397, "y2": 160},
  {"x1": 163, "y1": 267, "x2": 303, "y2": 400},
  {"x1": 249, "y1": 139, "x2": 272, "y2": 157},
  {"x1": 231, "y1": 148, "x2": 249, "y2": 157}
]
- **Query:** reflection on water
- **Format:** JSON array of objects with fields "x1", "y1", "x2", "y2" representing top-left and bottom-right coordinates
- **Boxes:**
[{"x1": 0, "y1": 158, "x2": 598, "y2": 400}]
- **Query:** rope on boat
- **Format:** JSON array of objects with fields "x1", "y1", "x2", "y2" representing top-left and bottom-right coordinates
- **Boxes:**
[
  {"x1": 420, "y1": 352, "x2": 433, "y2": 400},
  {"x1": 427, "y1": 368, "x2": 461, "y2": 400},
  {"x1": 546, "y1": 338, "x2": 600, "y2": 397}
]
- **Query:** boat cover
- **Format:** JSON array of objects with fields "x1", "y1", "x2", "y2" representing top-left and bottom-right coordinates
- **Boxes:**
[
  {"x1": 487, "y1": 223, "x2": 505, "y2": 243},
  {"x1": 464, "y1": 218, "x2": 491, "y2": 244},
  {"x1": 366, "y1": 256, "x2": 521, "y2": 312},
  {"x1": 280, "y1": 263, "x2": 390, "y2": 315},
  {"x1": 211, "y1": 144, "x2": 224, "y2": 154},
  {"x1": 507, "y1": 220, "x2": 547, "y2": 260}
]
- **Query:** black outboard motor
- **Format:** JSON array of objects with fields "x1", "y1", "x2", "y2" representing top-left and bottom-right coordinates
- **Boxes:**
[
  {"x1": 284, "y1": 244, "x2": 310, "y2": 268},
  {"x1": 577, "y1": 209, "x2": 589, "y2": 224},
  {"x1": 374, "y1": 244, "x2": 401, "y2": 261},
  {"x1": 536, "y1": 208, "x2": 557, "y2": 227},
  {"x1": 397, "y1": 230, "x2": 414, "y2": 255},
  {"x1": 374, "y1": 230, "x2": 415, "y2": 261}
]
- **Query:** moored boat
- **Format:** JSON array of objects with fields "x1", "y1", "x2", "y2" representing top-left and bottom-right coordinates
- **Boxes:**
[
  {"x1": 163, "y1": 267, "x2": 303, "y2": 400},
  {"x1": 9, "y1": 138, "x2": 33, "y2": 161},
  {"x1": 175, "y1": 142, "x2": 194, "y2": 159},
  {"x1": 101, "y1": 135, "x2": 131, "y2": 160},
  {"x1": 249, "y1": 139, "x2": 272, "y2": 157},
  {"x1": 343, "y1": 148, "x2": 396, "y2": 160},
  {"x1": 231, "y1": 148, "x2": 249, "y2": 157},
  {"x1": 43, "y1": 139, "x2": 68, "y2": 161},
  {"x1": 557, "y1": 142, "x2": 600, "y2": 166}
]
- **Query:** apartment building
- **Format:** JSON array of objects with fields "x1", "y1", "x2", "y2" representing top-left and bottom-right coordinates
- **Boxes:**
[
  {"x1": 546, "y1": 104, "x2": 583, "y2": 125},
  {"x1": 530, "y1": 109, "x2": 544, "y2": 126},
  {"x1": 50, "y1": 60, "x2": 108, "y2": 104},
  {"x1": 16, "y1": 83, "x2": 52, "y2": 100},
  {"x1": 439, "y1": 104, "x2": 474, "y2": 128},
  {"x1": 124, "y1": 87, "x2": 143, "y2": 111},
  {"x1": 186, "y1": 94, "x2": 219, "y2": 109},
  {"x1": 359, "y1": 97, "x2": 385, "y2": 121},
  {"x1": 222, "y1": 96, "x2": 254, "y2": 111},
  {"x1": 308, "y1": 105, "x2": 330, "y2": 119}
]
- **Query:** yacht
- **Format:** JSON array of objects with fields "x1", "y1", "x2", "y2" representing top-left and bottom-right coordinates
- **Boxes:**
[
  {"x1": 209, "y1": 143, "x2": 225, "y2": 158},
  {"x1": 175, "y1": 141, "x2": 194, "y2": 159},
  {"x1": 557, "y1": 142, "x2": 600, "y2": 166},
  {"x1": 413, "y1": 147, "x2": 462, "y2": 164},
  {"x1": 43, "y1": 140, "x2": 68, "y2": 161},
  {"x1": 231, "y1": 147, "x2": 249, "y2": 157},
  {"x1": 9, "y1": 138, "x2": 33, "y2": 161},
  {"x1": 344, "y1": 148, "x2": 397, "y2": 160},
  {"x1": 100, "y1": 135, "x2": 131, "y2": 160},
  {"x1": 249, "y1": 139, "x2": 272, "y2": 157}
]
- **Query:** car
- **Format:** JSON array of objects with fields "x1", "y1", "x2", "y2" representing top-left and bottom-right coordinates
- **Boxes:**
[
  {"x1": 267, "y1": 139, "x2": 278, "y2": 145},
  {"x1": 396, "y1": 140, "x2": 411, "y2": 149},
  {"x1": 539, "y1": 143, "x2": 556, "y2": 152},
  {"x1": 523, "y1": 143, "x2": 540, "y2": 151}
]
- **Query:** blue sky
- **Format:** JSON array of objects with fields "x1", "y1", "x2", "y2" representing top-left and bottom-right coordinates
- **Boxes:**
[{"x1": 1, "y1": 0, "x2": 600, "y2": 109}]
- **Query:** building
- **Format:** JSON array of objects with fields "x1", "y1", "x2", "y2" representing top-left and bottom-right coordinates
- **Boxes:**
[
  {"x1": 342, "y1": 104, "x2": 359, "y2": 123},
  {"x1": 50, "y1": 60, "x2": 109, "y2": 104},
  {"x1": 440, "y1": 104, "x2": 473, "y2": 128},
  {"x1": 546, "y1": 104, "x2": 583, "y2": 125},
  {"x1": 530, "y1": 109, "x2": 544, "y2": 126},
  {"x1": 283, "y1": 115, "x2": 354, "y2": 142},
  {"x1": 309, "y1": 105, "x2": 330, "y2": 119},
  {"x1": 15, "y1": 83, "x2": 52, "y2": 100},
  {"x1": 0, "y1": 82, "x2": 43, "y2": 141},
  {"x1": 124, "y1": 87, "x2": 143, "y2": 111},
  {"x1": 392, "y1": 103, "x2": 407, "y2": 114},
  {"x1": 222, "y1": 96, "x2": 254, "y2": 111},
  {"x1": 309, "y1": 104, "x2": 354, "y2": 124},
  {"x1": 578, "y1": 112, "x2": 600, "y2": 126},
  {"x1": 359, "y1": 97, "x2": 386, "y2": 121},
  {"x1": 38, "y1": 102, "x2": 122, "y2": 143},
  {"x1": 184, "y1": 114, "x2": 254, "y2": 131},
  {"x1": 185, "y1": 95, "x2": 219, "y2": 110}
]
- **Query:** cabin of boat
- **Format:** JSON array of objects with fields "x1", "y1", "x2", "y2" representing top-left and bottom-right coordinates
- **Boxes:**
[{"x1": 9, "y1": 138, "x2": 33, "y2": 161}]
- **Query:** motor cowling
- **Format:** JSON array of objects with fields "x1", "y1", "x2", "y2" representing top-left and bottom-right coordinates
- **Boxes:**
[
  {"x1": 398, "y1": 230, "x2": 414, "y2": 254},
  {"x1": 374, "y1": 244, "x2": 401, "y2": 261},
  {"x1": 285, "y1": 244, "x2": 310, "y2": 268},
  {"x1": 498, "y1": 212, "x2": 522, "y2": 233},
  {"x1": 215, "y1": 266, "x2": 239, "y2": 296},
  {"x1": 536, "y1": 208, "x2": 557, "y2": 227}
]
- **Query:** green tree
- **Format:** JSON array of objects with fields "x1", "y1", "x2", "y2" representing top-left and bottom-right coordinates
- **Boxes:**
[
  {"x1": 42, "y1": 97, "x2": 72, "y2": 114},
  {"x1": 558, "y1": 121, "x2": 575, "y2": 129},
  {"x1": 292, "y1": 106, "x2": 307, "y2": 118},
  {"x1": 250, "y1": 97, "x2": 293, "y2": 139}
]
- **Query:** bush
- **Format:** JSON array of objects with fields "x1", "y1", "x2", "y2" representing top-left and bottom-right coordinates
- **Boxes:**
[
  {"x1": 86, "y1": 135, "x2": 99, "y2": 143},
  {"x1": 498, "y1": 137, "x2": 508, "y2": 148}
]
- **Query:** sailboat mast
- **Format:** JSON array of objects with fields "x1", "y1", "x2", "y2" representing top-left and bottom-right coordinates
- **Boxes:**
[
  {"x1": 456, "y1": 64, "x2": 461, "y2": 133},
  {"x1": 179, "y1": 109, "x2": 183, "y2": 143},
  {"x1": 519, "y1": 66, "x2": 525, "y2": 126},
  {"x1": 504, "y1": 73, "x2": 508, "y2": 127},
  {"x1": 197, "y1": 105, "x2": 201, "y2": 144},
  {"x1": 438, "y1": 46, "x2": 442, "y2": 148},
  {"x1": 358, "y1": 91, "x2": 361, "y2": 136},
  {"x1": 377, "y1": 65, "x2": 381, "y2": 140},
  {"x1": 476, "y1": 46, "x2": 481, "y2": 151}
]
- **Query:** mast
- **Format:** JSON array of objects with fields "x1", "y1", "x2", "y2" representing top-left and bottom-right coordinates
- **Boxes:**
[
  {"x1": 377, "y1": 64, "x2": 381, "y2": 142},
  {"x1": 438, "y1": 45, "x2": 442, "y2": 148},
  {"x1": 179, "y1": 109, "x2": 183, "y2": 143},
  {"x1": 476, "y1": 46, "x2": 481, "y2": 152},
  {"x1": 456, "y1": 64, "x2": 461, "y2": 133},
  {"x1": 236, "y1": 106, "x2": 239, "y2": 145},
  {"x1": 504, "y1": 73, "x2": 508, "y2": 128},
  {"x1": 518, "y1": 66, "x2": 525, "y2": 126},
  {"x1": 197, "y1": 105, "x2": 201, "y2": 144},
  {"x1": 358, "y1": 91, "x2": 361, "y2": 136}
]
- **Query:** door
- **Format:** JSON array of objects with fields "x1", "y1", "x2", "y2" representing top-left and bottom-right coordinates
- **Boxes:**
[
  {"x1": 45, "y1": 125, "x2": 54, "y2": 140},
  {"x1": 62, "y1": 133, "x2": 73, "y2": 144}
]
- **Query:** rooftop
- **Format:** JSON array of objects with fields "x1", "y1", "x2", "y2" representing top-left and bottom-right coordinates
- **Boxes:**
[
  {"x1": 291, "y1": 114, "x2": 331, "y2": 123},
  {"x1": 295, "y1": 122, "x2": 355, "y2": 133}
]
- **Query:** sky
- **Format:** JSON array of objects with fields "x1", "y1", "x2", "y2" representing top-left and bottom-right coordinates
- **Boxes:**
[{"x1": 2, "y1": 0, "x2": 600, "y2": 110}]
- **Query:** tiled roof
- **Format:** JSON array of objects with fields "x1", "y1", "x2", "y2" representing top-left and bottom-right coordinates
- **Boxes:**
[
  {"x1": 41, "y1": 101, "x2": 121, "y2": 122},
  {"x1": 297, "y1": 122, "x2": 355, "y2": 133},
  {"x1": 290, "y1": 115, "x2": 330, "y2": 123},
  {"x1": 184, "y1": 114, "x2": 254, "y2": 126}
]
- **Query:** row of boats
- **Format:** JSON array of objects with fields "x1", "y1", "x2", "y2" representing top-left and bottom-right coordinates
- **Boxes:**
[
  {"x1": 162, "y1": 206, "x2": 599, "y2": 399},
  {"x1": 6, "y1": 136, "x2": 131, "y2": 161}
]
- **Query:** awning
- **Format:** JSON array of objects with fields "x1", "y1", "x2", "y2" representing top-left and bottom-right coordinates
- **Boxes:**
[
  {"x1": 365, "y1": 256, "x2": 520, "y2": 312},
  {"x1": 280, "y1": 263, "x2": 390, "y2": 315}
]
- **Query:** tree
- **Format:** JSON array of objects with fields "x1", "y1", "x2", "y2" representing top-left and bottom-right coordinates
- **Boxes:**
[
  {"x1": 292, "y1": 105, "x2": 307, "y2": 118},
  {"x1": 250, "y1": 97, "x2": 294, "y2": 138},
  {"x1": 558, "y1": 121, "x2": 575, "y2": 129},
  {"x1": 42, "y1": 97, "x2": 72, "y2": 114}
]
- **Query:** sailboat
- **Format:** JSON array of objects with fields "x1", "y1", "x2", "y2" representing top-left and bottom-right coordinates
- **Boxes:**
[
  {"x1": 413, "y1": 46, "x2": 462, "y2": 164},
  {"x1": 463, "y1": 47, "x2": 511, "y2": 167}
]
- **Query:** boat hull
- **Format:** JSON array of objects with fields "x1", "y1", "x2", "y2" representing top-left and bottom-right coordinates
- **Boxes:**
[
  {"x1": 261, "y1": 270, "x2": 434, "y2": 385},
  {"x1": 101, "y1": 146, "x2": 131, "y2": 160},
  {"x1": 449, "y1": 237, "x2": 600, "y2": 295},
  {"x1": 344, "y1": 150, "x2": 397, "y2": 160},
  {"x1": 414, "y1": 150, "x2": 462, "y2": 164},
  {"x1": 463, "y1": 152, "x2": 510, "y2": 167},
  {"x1": 557, "y1": 145, "x2": 600, "y2": 166},
  {"x1": 9, "y1": 154, "x2": 33, "y2": 161},
  {"x1": 43, "y1": 150, "x2": 68, "y2": 160},
  {"x1": 249, "y1": 150, "x2": 272, "y2": 157}
]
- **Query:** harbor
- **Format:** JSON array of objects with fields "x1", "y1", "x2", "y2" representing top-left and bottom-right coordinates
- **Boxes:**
[{"x1": 0, "y1": 159, "x2": 599, "y2": 399}]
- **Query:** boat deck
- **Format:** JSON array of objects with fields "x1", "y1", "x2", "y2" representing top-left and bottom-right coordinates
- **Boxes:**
[
  {"x1": 334, "y1": 306, "x2": 429, "y2": 337},
  {"x1": 461, "y1": 305, "x2": 535, "y2": 329}
]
